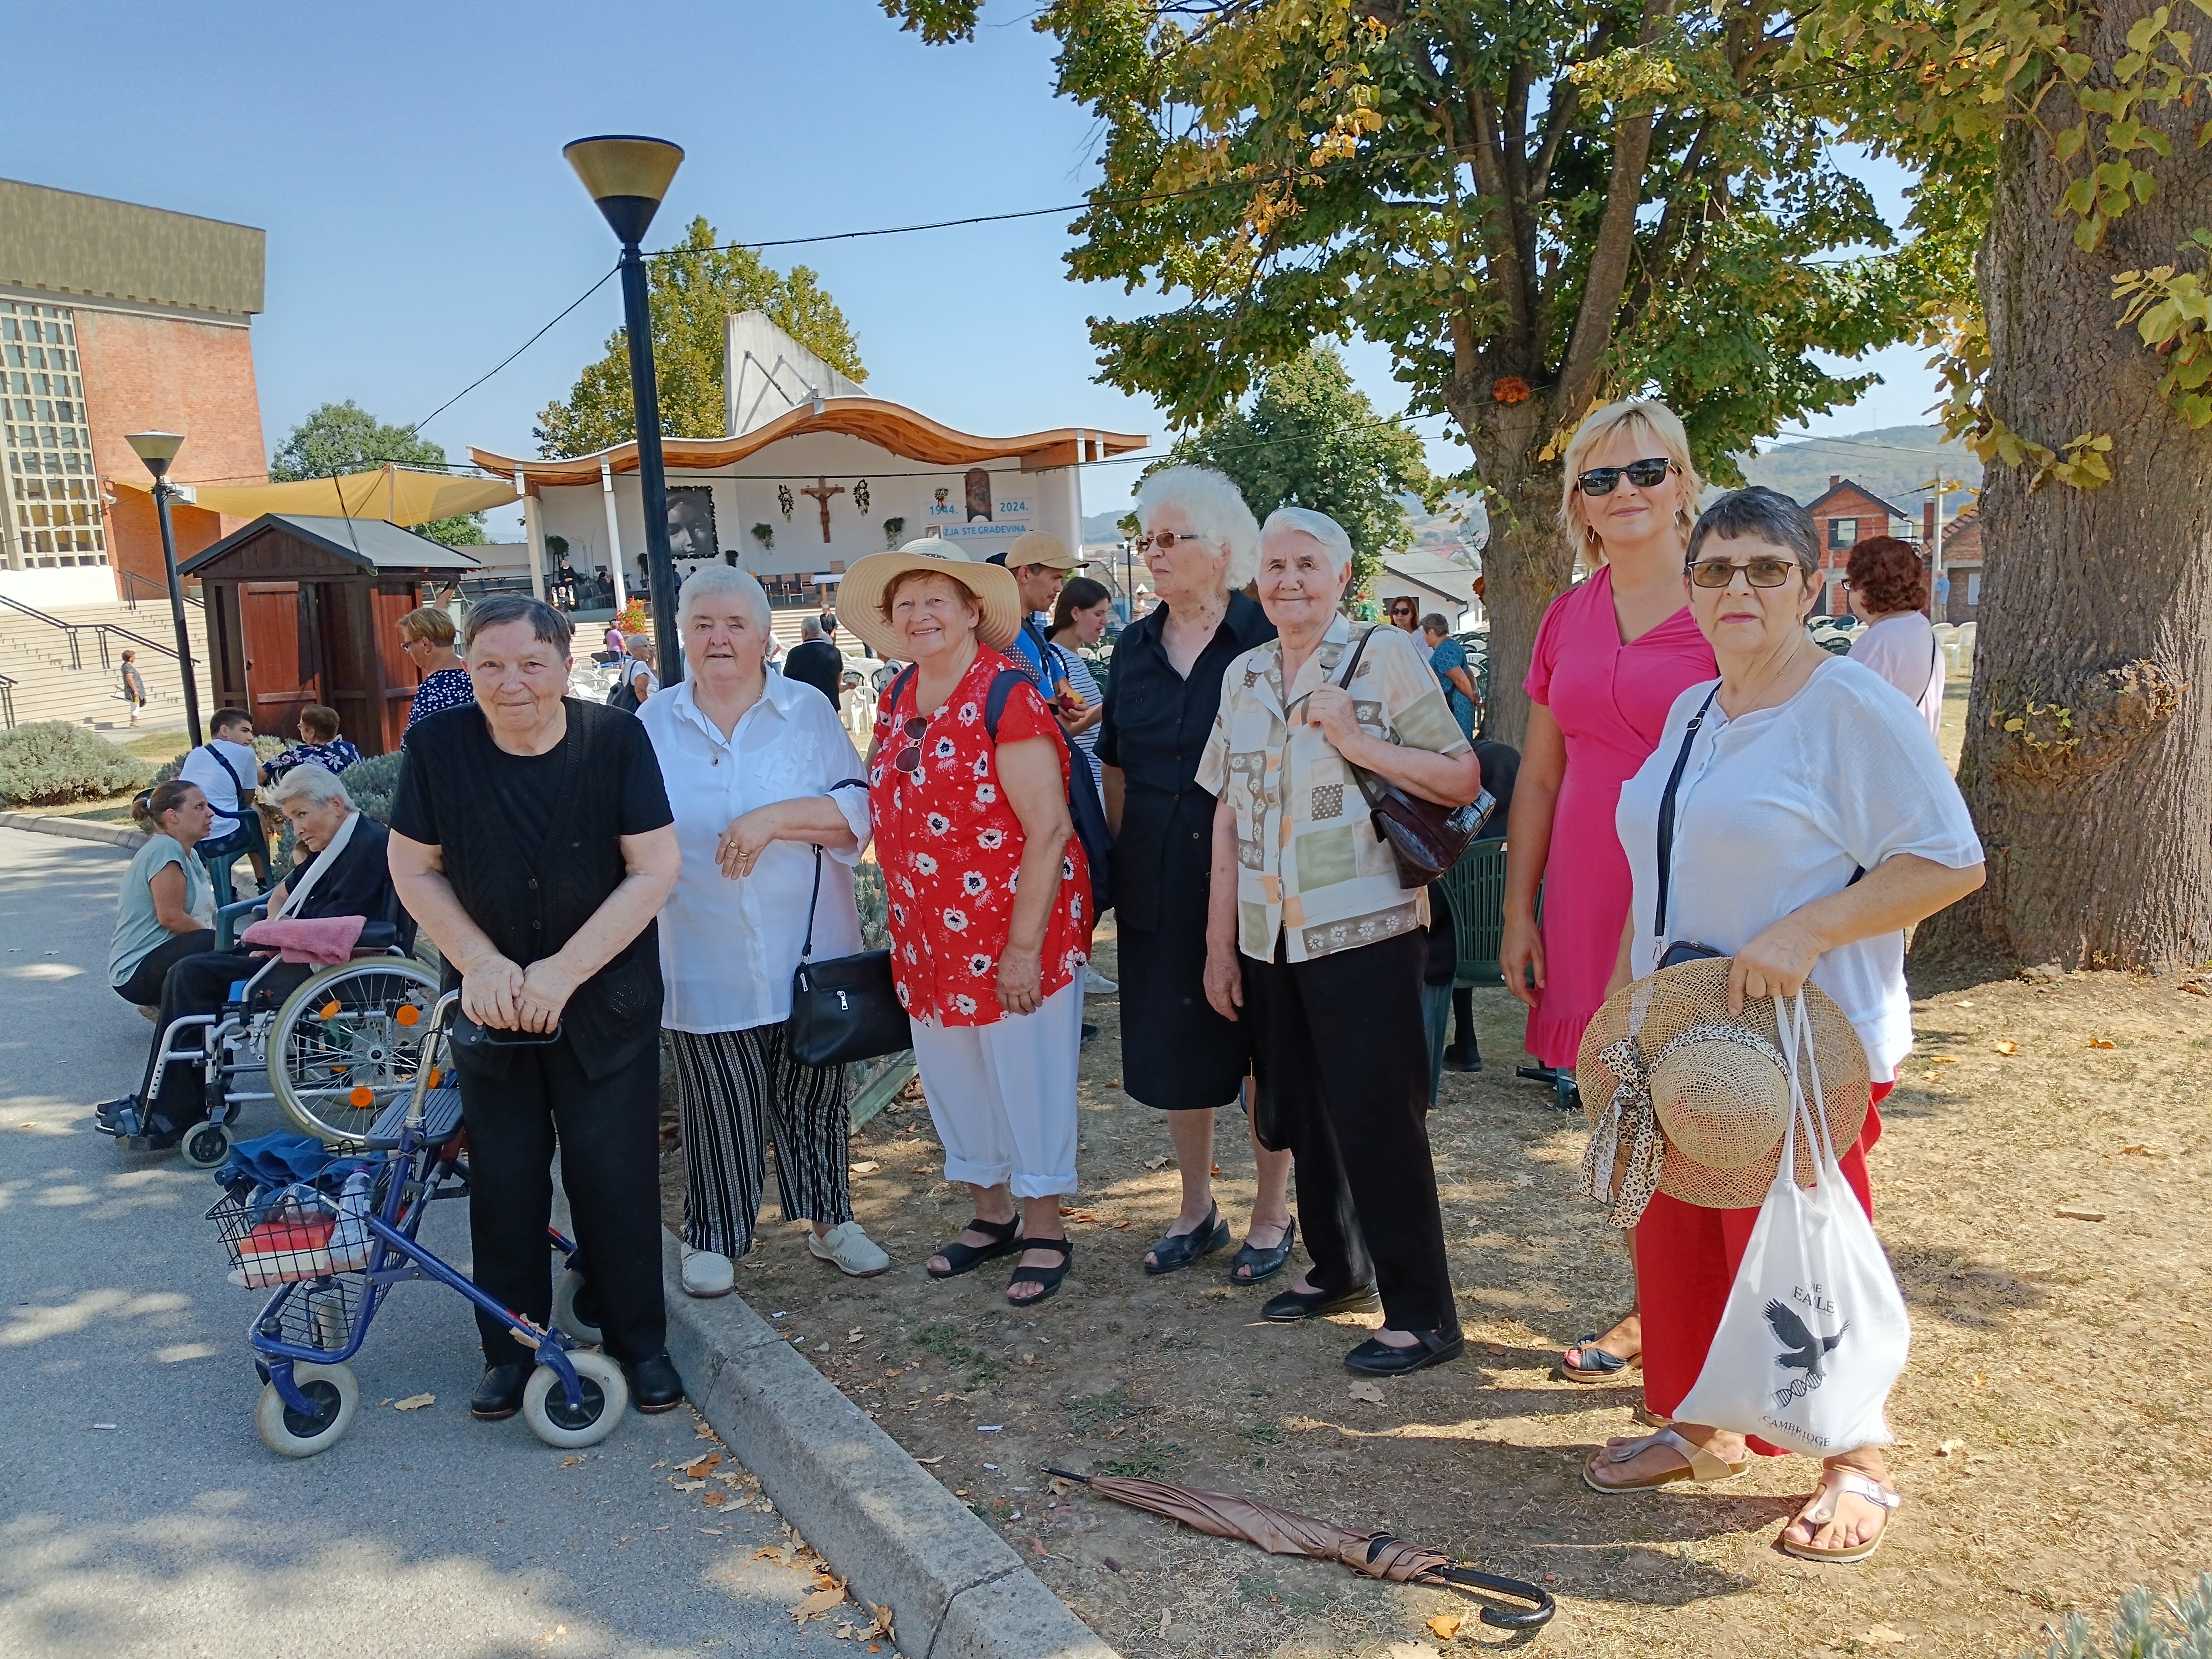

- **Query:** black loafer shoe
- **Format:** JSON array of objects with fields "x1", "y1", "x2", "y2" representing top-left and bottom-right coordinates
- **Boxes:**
[
  {"x1": 1144, "y1": 1203, "x2": 1230, "y2": 1276},
  {"x1": 1443, "y1": 1041, "x2": 1483, "y2": 1074},
  {"x1": 471, "y1": 1361, "x2": 530, "y2": 1420},
  {"x1": 1262, "y1": 1281, "x2": 1381, "y2": 1322},
  {"x1": 624, "y1": 1351, "x2": 685, "y2": 1413},
  {"x1": 1344, "y1": 1328, "x2": 1465, "y2": 1376}
]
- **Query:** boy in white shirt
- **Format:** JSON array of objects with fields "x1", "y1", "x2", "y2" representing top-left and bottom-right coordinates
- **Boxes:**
[{"x1": 177, "y1": 708, "x2": 268, "y2": 905}]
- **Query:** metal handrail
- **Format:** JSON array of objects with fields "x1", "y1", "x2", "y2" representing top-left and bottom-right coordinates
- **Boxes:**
[
  {"x1": 0, "y1": 671, "x2": 14, "y2": 730},
  {"x1": 118, "y1": 568, "x2": 204, "y2": 612},
  {"x1": 92, "y1": 623, "x2": 196, "y2": 672},
  {"x1": 0, "y1": 593, "x2": 82, "y2": 670}
]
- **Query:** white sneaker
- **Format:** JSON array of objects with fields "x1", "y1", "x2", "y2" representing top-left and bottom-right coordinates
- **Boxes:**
[
  {"x1": 1083, "y1": 970, "x2": 1119, "y2": 995},
  {"x1": 808, "y1": 1221, "x2": 891, "y2": 1277},
  {"x1": 681, "y1": 1247, "x2": 736, "y2": 1297}
]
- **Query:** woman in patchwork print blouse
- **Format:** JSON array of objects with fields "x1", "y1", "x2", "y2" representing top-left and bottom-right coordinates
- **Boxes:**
[
  {"x1": 849, "y1": 538, "x2": 1093, "y2": 1309},
  {"x1": 1196, "y1": 507, "x2": 1484, "y2": 1377}
]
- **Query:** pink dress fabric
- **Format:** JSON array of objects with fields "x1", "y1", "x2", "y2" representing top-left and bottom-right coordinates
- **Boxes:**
[{"x1": 1520, "y1": 566, "x2": 1717, "y2": 1068}]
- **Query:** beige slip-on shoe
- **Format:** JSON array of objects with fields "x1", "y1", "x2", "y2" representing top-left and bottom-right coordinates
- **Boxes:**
[
  {"x1": 808, "y1": 1221, "x2": 891, "y2": 1277},
  {"x1": 681, "y1": 1247, "x2": 736, "y2": 1298}
]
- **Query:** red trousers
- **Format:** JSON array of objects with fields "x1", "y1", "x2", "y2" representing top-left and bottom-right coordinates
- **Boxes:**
[{"x1": 1633, "y1": 1083, "x2": 1891, "y2": 1457}]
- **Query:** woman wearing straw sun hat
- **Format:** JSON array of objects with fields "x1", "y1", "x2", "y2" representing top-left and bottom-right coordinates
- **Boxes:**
[
  {"x1": 847, "y1": 537, "x2": 1094, "y2": 1308},
  {"x1": 1577, "y1": 486, "x2": 1984, "y2": 1565}
]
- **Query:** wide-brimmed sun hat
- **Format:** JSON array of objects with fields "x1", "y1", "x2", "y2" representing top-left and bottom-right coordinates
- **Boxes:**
[
  {"x1": 1575, "y1": 956, "x2": 1871, "y2": 1224},
  {"x1": 837, "y1": 537, "x2": 1022, "y2": 661}
]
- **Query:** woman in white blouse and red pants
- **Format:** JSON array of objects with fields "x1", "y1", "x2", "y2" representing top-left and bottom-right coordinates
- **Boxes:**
[{"x1": 639, "y1": 566, "x2": 891, "y2": 1297}]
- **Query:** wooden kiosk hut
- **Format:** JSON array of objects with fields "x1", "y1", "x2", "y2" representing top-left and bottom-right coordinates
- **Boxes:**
[{"x1": 180, "y1": 514, "x2": 482, "y2": 756}]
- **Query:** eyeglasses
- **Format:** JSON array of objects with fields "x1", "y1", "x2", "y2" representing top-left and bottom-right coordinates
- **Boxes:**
[
  {"x1": 1686, "y1": 557, "x2": 1801, "y2": 588},
  {"x1": 1576, "y1": 457, "x2": 1676, "y2": 495},
  {"x1": 893, "y1": 715, "x2": 930, "y2": 777},
  {"x1": 1135, "y1": 530, "x2": 1214, "y2": 554}
]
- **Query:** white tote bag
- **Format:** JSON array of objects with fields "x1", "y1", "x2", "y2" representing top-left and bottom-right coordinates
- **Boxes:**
[{"x1": 1671, "y1": 995, "x2": 1911, "y2": 1457}]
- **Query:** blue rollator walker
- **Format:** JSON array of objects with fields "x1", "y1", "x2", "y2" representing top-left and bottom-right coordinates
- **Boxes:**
[{"x1": 208, "y1": 991, "x2": 626, "y2": 1456}]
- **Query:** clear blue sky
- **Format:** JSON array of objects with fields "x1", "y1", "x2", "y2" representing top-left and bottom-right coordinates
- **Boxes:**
[{"x1": 6, "y1": 0, "x2": 1935, "y2": 534}]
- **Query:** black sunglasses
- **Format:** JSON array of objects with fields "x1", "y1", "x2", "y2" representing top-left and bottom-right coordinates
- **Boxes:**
[
  {"x1": 1576, "y1": 457, "x2": 1676, "y2": 495},
  {"x1": 1686, "y1": 556, "x2": 1800, "y2": 589},
  {"x1": 893, "y1": 715, "x2": 930, "y2": 777}
]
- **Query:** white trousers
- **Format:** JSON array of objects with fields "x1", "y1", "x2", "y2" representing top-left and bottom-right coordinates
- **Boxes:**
[{"x1": 907, "y1": 974, "x2": 1082, "y2": 1199}]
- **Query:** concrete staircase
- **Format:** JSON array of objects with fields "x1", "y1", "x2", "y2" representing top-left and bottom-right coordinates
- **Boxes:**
[{"x1": 0, "y1": 595, "x2": 212, "y2": 734}]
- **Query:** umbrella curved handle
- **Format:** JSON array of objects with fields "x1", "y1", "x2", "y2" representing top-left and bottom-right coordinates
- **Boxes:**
[{"x1": 1439, "y1": 1565, "x2": 1556, "y2": 1630}]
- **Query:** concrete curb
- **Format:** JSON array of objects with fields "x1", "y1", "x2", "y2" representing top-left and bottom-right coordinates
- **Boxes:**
[
  {"x1": 0, "y1": 810, "x2": 146, "y2": 849},
  {"x1": 661, "y1": 1230, "x2": 1120, "y2": 1659}
]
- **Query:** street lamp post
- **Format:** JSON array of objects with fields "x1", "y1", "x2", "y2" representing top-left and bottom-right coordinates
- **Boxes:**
[
  {"x1": 125, "y1": 430, "x2": 204, "y2": 746},
  {"x1": 564, "y1": 135, "x2": 686, "y2": 687}
]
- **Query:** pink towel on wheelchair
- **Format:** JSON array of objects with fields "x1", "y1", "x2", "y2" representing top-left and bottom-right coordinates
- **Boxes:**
[{"x1": 241, "y1": 915, "x2": 365, "y2": 965}]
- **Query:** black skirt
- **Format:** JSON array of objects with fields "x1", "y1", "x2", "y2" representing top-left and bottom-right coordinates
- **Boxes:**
[{"x1": 1115, "y1": 915, "x2": 1253, "y2": 1111}]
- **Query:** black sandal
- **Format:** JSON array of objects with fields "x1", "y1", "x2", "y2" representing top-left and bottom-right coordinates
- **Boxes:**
[
  {"x1": 1144, "y1": 1203, "x2": 1229, "y2": 1276},
  {"x1": 1006, "y1": 1237, "x2": 1074, "y2": 1306},
  {"x1": 926, "y1": 1215, "x2": 1024, "y2": 1280},
  {"x1": 1229, "y1": 1216, "x2": 1297, "y2": 1285}
]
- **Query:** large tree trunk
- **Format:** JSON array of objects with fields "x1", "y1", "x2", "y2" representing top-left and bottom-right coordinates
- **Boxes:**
[
  {"x1": 1454, "y1": 398, "x2": 1570, "y2": 749},
  {"x1": 1915, "y1": 11, "x2": 2212, "y2": 973}
]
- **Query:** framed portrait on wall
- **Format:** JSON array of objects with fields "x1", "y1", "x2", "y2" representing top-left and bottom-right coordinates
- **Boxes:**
[{"x1": 667, "y1": 487, "x2": 719, "y2": 561}]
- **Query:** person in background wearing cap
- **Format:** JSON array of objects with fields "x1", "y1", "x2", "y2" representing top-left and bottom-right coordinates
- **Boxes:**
[
  {"x1": 1581, "y1": 486, "x2": 1982, "y2": 1565},
  {"x1": 996, "y1": 531, "x2": 1082, "y2": 695}
]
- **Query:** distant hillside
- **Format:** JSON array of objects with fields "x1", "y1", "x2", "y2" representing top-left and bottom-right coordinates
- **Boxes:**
[{"x1": 1735, "y1": 425, "x2": 1981, "y2": 512}]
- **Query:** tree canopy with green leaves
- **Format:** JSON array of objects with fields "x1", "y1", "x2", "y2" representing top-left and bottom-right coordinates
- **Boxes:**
[
  {"x1": 535, "y1": 216, "x2": 867, "y2": 459},
  {"x1": 269, "y1": 401, "x2": 483, "y2": 545},
  {"x1": 884, "y1": 0, "x2": 1963, "y2": 742},
  {"x1": 1158, "y1": 343, "x2": 1431, "y2": 602}
]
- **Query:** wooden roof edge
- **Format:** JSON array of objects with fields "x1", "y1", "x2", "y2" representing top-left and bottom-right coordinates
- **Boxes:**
[{"x1": 472, "y1": 398, "x2": 1147, "y2": 487}]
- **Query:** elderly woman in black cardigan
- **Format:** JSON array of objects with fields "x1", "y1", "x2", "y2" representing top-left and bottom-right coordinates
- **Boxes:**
[{"x1": 1097, "y1": 465, "x2": 1295, "y2": 1284}]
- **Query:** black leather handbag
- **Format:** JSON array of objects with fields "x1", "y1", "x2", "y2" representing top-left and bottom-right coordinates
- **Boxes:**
[
  {"x1": 786, "y1": 846, "x2": 912, "y2": 1068},
  {"x1": 1335, "y1": 626, "x2": 1496, "y2": 888}
]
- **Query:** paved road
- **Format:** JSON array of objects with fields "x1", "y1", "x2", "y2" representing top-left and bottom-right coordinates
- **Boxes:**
[{"x1": 0, "y1": 827, "x2": 825, "y2": 1659}]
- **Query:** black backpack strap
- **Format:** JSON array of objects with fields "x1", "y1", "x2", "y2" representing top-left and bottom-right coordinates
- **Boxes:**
[{"x1": 1654, "y1": 686, "x2": 1721, "y2": 944}]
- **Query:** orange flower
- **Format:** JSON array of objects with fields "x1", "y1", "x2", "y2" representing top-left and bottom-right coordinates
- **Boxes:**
[{"x1": 1492, "y1": 376, "x2": 1532, "y2": 405}]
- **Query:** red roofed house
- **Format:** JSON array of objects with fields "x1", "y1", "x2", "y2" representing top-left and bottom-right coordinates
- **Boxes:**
[{"x1": 1804, "y1": 475, "x2": 1911, "y2": 616}]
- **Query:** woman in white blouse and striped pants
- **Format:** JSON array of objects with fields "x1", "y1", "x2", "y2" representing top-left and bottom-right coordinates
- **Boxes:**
[{"x1": 639, "y1": 566, "x2": 891, "y2": 1296}]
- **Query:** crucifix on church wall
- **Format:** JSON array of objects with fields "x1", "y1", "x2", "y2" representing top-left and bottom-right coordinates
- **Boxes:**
[{"x1": 799, "y1": 476, "x2": 845, "y2": 543}]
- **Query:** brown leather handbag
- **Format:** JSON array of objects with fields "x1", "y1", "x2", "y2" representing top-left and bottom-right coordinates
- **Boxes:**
[{"x1": 1332, "y1": 626, "x2": 1496, "y2": 887}]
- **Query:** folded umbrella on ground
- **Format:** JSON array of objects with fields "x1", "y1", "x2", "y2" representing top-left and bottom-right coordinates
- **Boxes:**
[{"x1": 1044, "y1": 1468, "x2": 1555, "y2": 1632}]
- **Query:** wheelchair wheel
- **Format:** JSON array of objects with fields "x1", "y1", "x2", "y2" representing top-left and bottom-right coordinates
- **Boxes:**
[
  {"x1": 268, "y1": 958, "x2": 441, "y2": 1143},
  {"x1": 179, "y1": 1121, "x2": 231, "y2": 1170},
  {"x1": 522, "y1": 1350, "x2": 627, "y2": 1449},
  {"x1": 256, "y1": 1360, "x2": 359, "y2": 1457},
  {"x1": 552, "y1": 1266, "x2": 603, "y2": 1347}
]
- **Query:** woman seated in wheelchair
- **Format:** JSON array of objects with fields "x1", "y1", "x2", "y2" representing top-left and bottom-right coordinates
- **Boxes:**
[{"x1": 98, "y1": 763, "x2": 412, "y2": 1153}]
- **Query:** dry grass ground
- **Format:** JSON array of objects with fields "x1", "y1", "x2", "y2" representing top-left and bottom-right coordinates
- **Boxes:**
[{"x1": 662, "y1": 925, "x2": 2211, "y2": 1659}]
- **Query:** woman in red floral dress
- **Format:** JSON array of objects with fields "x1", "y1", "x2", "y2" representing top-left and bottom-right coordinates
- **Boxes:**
[{"x1": 844, "y1": 539, "x2": 1093, "y2": 1307}]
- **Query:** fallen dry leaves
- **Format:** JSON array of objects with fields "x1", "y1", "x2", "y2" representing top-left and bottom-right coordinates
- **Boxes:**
[
  {"x1": 1348, "y1": 1379, "x2": 1387, "y2": 1405},
  {"x1": 558, "y1": 1455, "x2": 584, "y2": 1470},
  {"x1": 684, "y1": 1452, "x2": 722, "y2": 1478},
  {"x1": 2055, "y1": 1208, "x2": 2108, "y2": 1222},
  {"x1": 1993, "y1": 1040, "x2": 2019, "y2": 1055},
  {"x1": 2087, "y1": 1036, "x2": 2116, "y2": 1049},
  {"x1": 391, "y1": 1393, "x2": 433, "y2": 1412},
  {"x1": 1427, "y1": 1611, "x2": 1464, "y2": 1640},
  {"x1": 792, "y1": 1584, "x2": 846, "y2": 1623}
]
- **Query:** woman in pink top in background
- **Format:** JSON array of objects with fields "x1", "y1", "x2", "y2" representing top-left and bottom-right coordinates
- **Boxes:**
[{"x1": 1498, "y1": 398, "x2": 1715, "y2": 1384}]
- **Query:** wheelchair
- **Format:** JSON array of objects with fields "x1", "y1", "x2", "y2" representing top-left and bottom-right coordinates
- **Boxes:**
[{"x1": 145, "y1": 896, "x2": 443, "y2": 1168}]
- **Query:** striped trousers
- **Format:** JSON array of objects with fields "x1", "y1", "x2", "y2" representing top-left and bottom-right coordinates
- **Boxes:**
[{"x1": 666, "y1": 1023, "x2": 852, "y2": 1259}]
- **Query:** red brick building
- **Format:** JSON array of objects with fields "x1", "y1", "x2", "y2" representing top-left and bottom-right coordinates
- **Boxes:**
[
  {"x1": 0, "y1": 178, "x2": 267, "y2": 598},
  {"x1": 1803, "y1": 475, "x2": 1910, "y2": 616},
  {"x1": 1927, "y1": 500, "x2": 1982, "y2": 622}
]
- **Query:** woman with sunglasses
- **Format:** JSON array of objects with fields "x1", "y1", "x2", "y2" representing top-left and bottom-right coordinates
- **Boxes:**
[
  {"x1": 1588, "y1": 487, "x2": 1981, "y2": 1563},
  {"x1": 1096, "y1": 466, "x2": 1295, "y2": 1286},
  {"x1": 847, "y1": 538, "x2": 1094, "y2": 1307},
  {"x1": 1499, "y1": 398, "x2": 1716, "y2": 1386}
]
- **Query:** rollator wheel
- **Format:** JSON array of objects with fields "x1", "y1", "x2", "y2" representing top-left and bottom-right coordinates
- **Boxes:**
[
  {"x1": 179, "y1": 1121, "x2": 231, "y2": 1170},
  {"x1": 522, "y1": 1349, "x2": 627, "y2": 1449},
  {"x1": 255, "y1": 1361, "x2": 359, "y2": 1457},
  {"x1": 551, "y1": 1266, "x2": 603, "y2": 1347}
]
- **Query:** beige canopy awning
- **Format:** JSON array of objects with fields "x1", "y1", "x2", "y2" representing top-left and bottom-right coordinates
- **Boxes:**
[{"x1": 111, "y1": 464, "x2": 518, "y2": 527}]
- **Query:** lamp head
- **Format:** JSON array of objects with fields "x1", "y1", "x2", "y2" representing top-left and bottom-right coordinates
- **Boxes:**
[
  {"x1": 563, "y1": 136, "x2": 684, "y2": 246},
  {"x1": 126, "y1": 431, "x2": 186, "y2": 480}
]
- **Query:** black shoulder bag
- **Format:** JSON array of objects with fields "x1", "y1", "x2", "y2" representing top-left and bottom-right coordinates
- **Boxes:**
[
  {"x1": 1331, "y1": 626, "x2": 1495, "y2": 888},
  {"x1": 1653, "y1": 686, "x2": 1724, "y2": 969},
  {"x1": 786, "y1": 783, "x2": 912, "y2": 1068}
]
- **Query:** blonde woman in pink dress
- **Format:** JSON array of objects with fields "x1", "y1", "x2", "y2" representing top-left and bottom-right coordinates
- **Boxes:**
[{"x1": 1497, "y1": 399, "x2": 1715, "y2": 1383}]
